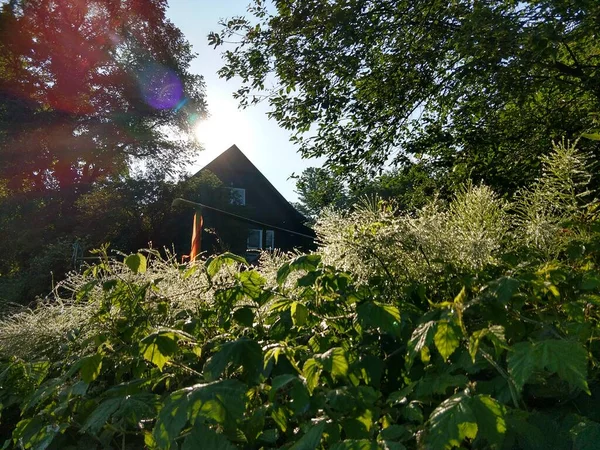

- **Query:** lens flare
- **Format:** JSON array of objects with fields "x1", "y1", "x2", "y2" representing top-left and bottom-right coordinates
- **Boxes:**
[{"x1": 138, "y1": 63, "x2": 184, "y2": 110}]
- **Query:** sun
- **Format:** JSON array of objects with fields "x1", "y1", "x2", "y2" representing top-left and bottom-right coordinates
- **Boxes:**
[
  {"x1": 193, "y1": 115, "x2": 233, "y2": 152},
  {"x1": 191, "y1": 101, "x2": 256, "y2": 165}
]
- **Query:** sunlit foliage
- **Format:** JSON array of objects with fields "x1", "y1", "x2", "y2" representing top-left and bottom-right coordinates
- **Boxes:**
[{"x1": 0, "y1": 144, "x2": 599, "y2": 449}]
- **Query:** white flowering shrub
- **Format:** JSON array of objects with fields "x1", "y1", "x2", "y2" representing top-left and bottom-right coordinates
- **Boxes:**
[
  {"x1": 316, "y1": 184, "x2": 508, "y2": 286},
  {"x1": 513, "y1": 139, "x2": 597, "y2": 256}
]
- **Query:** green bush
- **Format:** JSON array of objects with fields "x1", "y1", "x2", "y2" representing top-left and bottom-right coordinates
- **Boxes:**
[{"x1": 0, "y1": 142, "x2": 599, "y2": 449}]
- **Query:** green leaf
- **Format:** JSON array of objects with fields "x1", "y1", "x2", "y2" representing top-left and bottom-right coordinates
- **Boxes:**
[
  {"x1": 303, "y1": 358, "x2": 322, "y2": 394},
  {"x1": 139, "y1": 330, "x2": 181, "y2": 371},
  {"x1": 488, "y1": 277, "x2": 520, "y2": 304},
  {"x1": 277, "y1": 254, "x2": 321, "y2": 284},
  {"x1": 182, "y1": 423, "x2": 237, "y2": 450},
  {"x1": 80, "y1": 353, "x2": 103, "y2": 383},
  {"x1": 357, "y1": 301, "x2": 401, "y2": 336},
  {"x1": 237, "y1": 270, "x2": 266, "y2": 299},
  {"x1": 258, "y1": 429, "x2": 279, "y2": 444},
  {"x1": 434, "y1": 321, "x2": 460, "y2": 360},
  {"x1": 276, "y1": 262, "x2": 291, "y2": 285},
  {"x1": 154, "y1": 380, "x2": 246, "y2": 446},
  {"x1": 426, "y1": 392, "x2": 478, "y2": 449},
  {"x1": 112, "y1": 393, "x2": 159, "y2": 426},
  {"x1": 242, "y1": 407, "x2": 266, "y2": 442},
  {"x1": 12, "y1": 416, "x2": 64, "y2": 450},
  {"x1": 316, "y1": 347, "x2": 349, "y2": 378},
  {"x1": 153, "y1": 391, "x2": 190, "y2": 448},
  {"x1": 290, "y1": 254, "x2": 322, "y2": 272},
  {"x1": 290, "y1": 381, "x2": 311, "y2": 415},
  {"x1": 270, "y1": 374, "x2": 298, "y2": 398},
  {"x1": 290, "y1": 422, "x2": 326, "y2": 450},
  {"x1": 204, "y1": 338, "x2": 263, "y2": 382},
  {"x1": 571, "y1": 421, "x2": 600, "y2": 450},
  {"x1": 331, "y1": 440, "x2": 379, "y2": 450},
  {"x1": 402, "y1": 401, "x2": 424, "y2": 423},
  {"x1": 82, "y1": 398, "x2": 122, "y2": 434},
  {"x1": 125, "y1": 253, "x2": 147, "y2": 274},
  {"x1": 416, "y1": 373, "x2": 468, "y2": 398},
  {"x1": 206, "y1": 252, "x2": 247, "y2": 277},
  {"x1": 470, "y1": 395, "x2": 506, "y2": 447},
  {"x1": 581, "y1": 273, "x2": 600, "y2": 291},
  {"x1": 380, "y1": 424, "x2": 410, "y2": 441},
  {"x1": 291, "y1": 302, "x2": 309, "y2": 327},
  {"x1": 233, "y1": 307, "x2": 254, "y2": 327},
  {"x1": 582, "y1": 132, "x2": 600, "y2": 141},
  {"x1": 508, "y1": 340, "x2": 589, "y2": 393}
]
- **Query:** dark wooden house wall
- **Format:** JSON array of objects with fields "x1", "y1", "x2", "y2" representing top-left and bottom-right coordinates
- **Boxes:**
[{"x1": 194, "y1": 145, "x2": 315, "y2": 257}]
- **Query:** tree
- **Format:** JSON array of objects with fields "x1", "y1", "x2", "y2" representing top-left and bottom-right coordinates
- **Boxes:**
[
  {"x1": 294, "y1": 163, "x2": 446, "y2": 218},
  {"x1": 1, "y1": 0, "x2": 205, "y2": 191},
  {"x1": 0, "y1": 169, "x2": 238, "y2": 303},
  {"x1": 294, "y1": 167, "x2": 349, "y2": 218},
  {"x1": 0, "y1": 0, "x2": 207, "y2": 303},
  {"x1": 211, "y1": 0, "x2": 600, "y2": 193}
]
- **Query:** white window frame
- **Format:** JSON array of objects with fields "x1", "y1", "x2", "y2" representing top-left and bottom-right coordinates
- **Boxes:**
[
  {"x1": 228, "y1": 187, "x2": 246, "y2": 206},
  {"x1": 247, "y1": 229, "x2": 263, "y2": 250},
  {"x1": 265, "y1": 230, "x2": 275, "y2": 250}
]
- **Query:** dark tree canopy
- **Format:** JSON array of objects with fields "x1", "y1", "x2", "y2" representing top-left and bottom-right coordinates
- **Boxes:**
[
  {"x1": 0, "y1": 0, "x2": 206, "y2": 193},
  {"x1": 294, "y1": 163, "x2": 442, "y2": 218},
  {"x1": 0, "y1": 0, "x2": 207, "y2": 303},
  {"x1": 211, "y1": 0, "x2": 600, "y2": 192}
]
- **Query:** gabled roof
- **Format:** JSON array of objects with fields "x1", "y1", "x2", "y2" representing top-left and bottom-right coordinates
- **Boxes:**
[{"x1": 196, "y1": 144, "x2": 306, "y2": 221}]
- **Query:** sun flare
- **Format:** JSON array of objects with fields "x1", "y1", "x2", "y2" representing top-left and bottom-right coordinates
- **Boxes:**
[{"x1": 192, "y1": 103, "x2": 255, "y2": 165}]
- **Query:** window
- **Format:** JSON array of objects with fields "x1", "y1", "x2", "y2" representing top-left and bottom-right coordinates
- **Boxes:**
[
  {"x1": 247, "y1": 229, "x2": 262, "y2": 250},
  {"x1": 228, "y1": 188, "x2": 245, "y2": 206},
  {"x1": 266, "y1": 230, "x2": 275, "y2": 250},
  {"x1": 247, "y1": 229, "x2": 275, "y2": 250}
]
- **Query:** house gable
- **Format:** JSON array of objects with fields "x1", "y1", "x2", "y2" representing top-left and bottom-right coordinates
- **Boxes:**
[{"x1": 192, "y1": 145, "x2": 314, "y2": 255}]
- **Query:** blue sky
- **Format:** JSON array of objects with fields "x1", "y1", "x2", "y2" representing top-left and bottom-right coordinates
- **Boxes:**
[{"x1": 166, "y1": 0, "x2": 320, "y2": 202}]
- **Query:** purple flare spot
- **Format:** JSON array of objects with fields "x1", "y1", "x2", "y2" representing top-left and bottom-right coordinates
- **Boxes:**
[{"x1": 138, "y1": 63, "x2": 183, "y2": 110}]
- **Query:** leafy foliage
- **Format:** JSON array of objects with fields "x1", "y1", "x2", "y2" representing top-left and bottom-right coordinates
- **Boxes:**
[
  {"x1": 211, "y1": 0, "x2": 600, "y2": 195},
  {"x1": 0, "y1": 145, "x2": 600, "y2": 449},
  {"x1": 0, "y1": 0, "x2": 208, "y2": 304}
]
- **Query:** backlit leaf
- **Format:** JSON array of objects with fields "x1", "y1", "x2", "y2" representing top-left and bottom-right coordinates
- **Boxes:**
[
  {"x1": 291, "y1": 302, "x2": 309, "y2": 327},
  {"x1": 317, "y1": 347, "x2": 349, "y2": 378},
  {"x1": 357, "y1": 301, "x2": 401, "y2": 336},
  {"x1": 139, "y1": 330, "x2": 181, "y2": 371},
  {"x1": 434, "y1": 321, "x2": 460, "y2": 360},
  {"x1": 470, "y1": 395, "x2": 506, "y2": 447},
  {"x1": 303, "y1": 358, "x2": 322, "y2": 394},
  {"x1": 426, "y1": 392, "x2": 478, "y2": 449},
  {"x1": 206, "y1": 252, "x2": 247, "y2": 277},
  {"x1": 125, "y1": 253, "x2": 147, "y2": 274},
  {"x1": 238, "y1": 270, "x2": 266, "y2": 299}
]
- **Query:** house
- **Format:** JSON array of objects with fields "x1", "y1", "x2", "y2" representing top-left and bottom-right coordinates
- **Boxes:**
[{"x1": 192, "y1": 145, "x2": 315, "y2": 260}]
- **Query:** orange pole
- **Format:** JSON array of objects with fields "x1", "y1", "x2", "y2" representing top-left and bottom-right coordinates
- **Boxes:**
[{"x1": 189, "y1": 210, "x2": 203, "y2": 262}]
